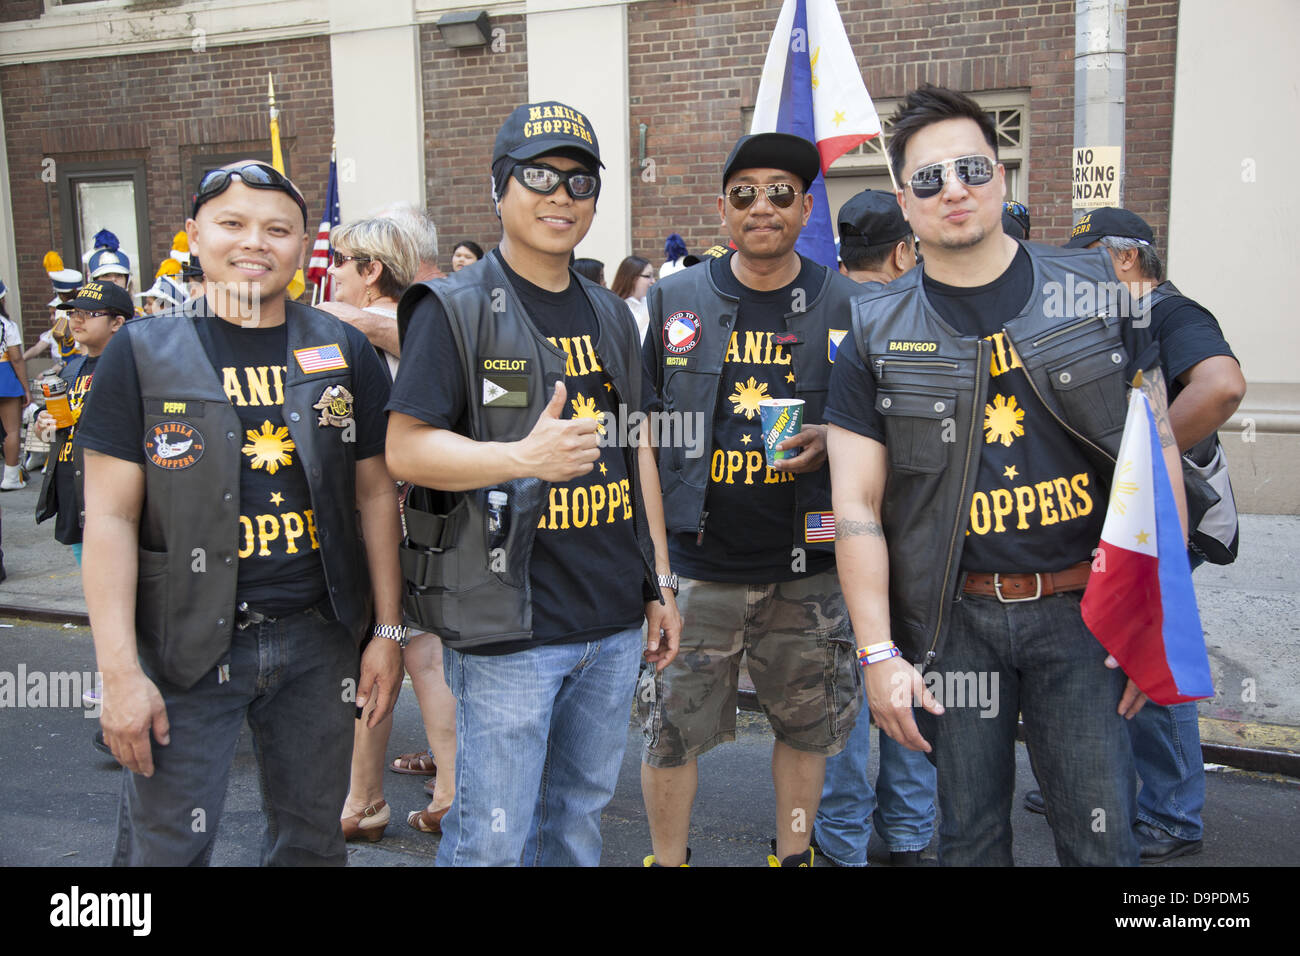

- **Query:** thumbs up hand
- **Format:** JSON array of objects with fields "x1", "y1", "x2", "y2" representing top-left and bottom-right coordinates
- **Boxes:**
[{"x1": 512, "y1": 381, "x2": 601, "y2": 482}]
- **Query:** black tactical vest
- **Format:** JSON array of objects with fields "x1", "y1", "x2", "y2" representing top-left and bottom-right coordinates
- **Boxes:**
[
  {"x1": 36, "y1": 354, "x2": 89, "y2": 531},
  {"x1": 125, "y1": 300, "x2": 372, "y2": 689},
  {"x1": 649, "y1": 258, "x2": 861, "y2": 554},
  {"x1": 848, "y1": 244, "x2": 1138, "y2": 666},
  {"x1": 396, "y1": 255, "x2": 659, "y2": 649}
]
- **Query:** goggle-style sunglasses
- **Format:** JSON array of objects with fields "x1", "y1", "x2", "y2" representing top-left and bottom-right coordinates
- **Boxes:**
[
  {"x1": 511, "y1": 163, "x2": 600, "y2": 200},
  {"x1": 192, "y1": 161, "x2": 310, "y2": 226}
]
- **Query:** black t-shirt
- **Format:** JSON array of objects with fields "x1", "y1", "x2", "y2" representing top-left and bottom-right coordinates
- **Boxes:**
[
  {"x1": 642, "y1": 252, "x2": 835, "y2": 583},
  {"x1": 826, "y1": 246, "x2": 1149, "y2": 573},
  {"x1": 1147, "y1": 293, "x2": 1236, "y2": 403},
  {"x1": 53, "y1": 354, "x2": 99, "y2": 545},
  {"x1": 387, "y1": 250, "x2": 645, "y2": 655},
  {"x1": 75, "y1": 312, "x2": 389, "y2": 614}
]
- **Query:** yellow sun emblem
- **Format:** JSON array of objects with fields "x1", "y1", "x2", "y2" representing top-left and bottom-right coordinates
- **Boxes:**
[
  {"x1": 242, "y1": 421, "x2": 296, "y2": 475},
  {"x1": 983, "y1": 394, "x2": 1025, "y2": 447},
  {"x1": 570, "y1": 392, "x2": 607, "y2": 436},
  {"x1": 729, "y1": 377, "x2": 770, "y2": 420},
  {"x1": 1109, "y1": 460, "x2": 1140, "y2": 515}
]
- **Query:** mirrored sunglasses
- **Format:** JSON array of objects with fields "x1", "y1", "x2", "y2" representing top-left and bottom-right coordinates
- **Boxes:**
[
  {"x1": 511, "y1": 163, "x2": 599, "y2": 200},
  {"x1": 726, "y1": 182, "x2": 800, "y2": 210},
  {"x1": 908, "y1": 154, "x2": 996, "y2": 199}
]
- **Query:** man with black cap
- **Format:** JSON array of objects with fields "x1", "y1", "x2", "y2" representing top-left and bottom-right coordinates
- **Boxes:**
[
  {"x1": 810, "y1": 188, "x2": 936, "y2": 867},
  {"x1": 1028, "y1": 205, "x2": 1245, "y2": 863},
  {"x1": 75, "y1": 160, "x2": 404, "y2": 866},
  {"x1": 388, "y1": 100, "x2": 680, "y2": 867},
  {"x1": 637, "y1": 131, "x2": 863, "y2": 867}
]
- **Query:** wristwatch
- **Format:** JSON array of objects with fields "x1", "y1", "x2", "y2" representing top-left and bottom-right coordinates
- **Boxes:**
[
  {"x1": 372, "y1": 623, "x2": 410, "y2": 648},
  {"x1": 656, "y1": 573, "x2": 679, "y2": 595}
]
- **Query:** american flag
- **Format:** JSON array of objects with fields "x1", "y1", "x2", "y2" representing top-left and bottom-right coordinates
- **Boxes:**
[
  {"x1": 307, "y1": 147, "x2": 341, "y2": 303},
  {"x1": 293, "y1": 343, "x2": 348, "y2": 374},
  {"x1": 805, "y1": 511, "x2": 836, "y2": 543}
]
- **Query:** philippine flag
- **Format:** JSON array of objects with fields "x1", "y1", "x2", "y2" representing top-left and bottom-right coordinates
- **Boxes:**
[
  {"x1": 1081, "y1": 387, "x2": 1214, "y2": 706},
  {"x1": 751, "y1": 0, "x2": 881, "y2": 269}
]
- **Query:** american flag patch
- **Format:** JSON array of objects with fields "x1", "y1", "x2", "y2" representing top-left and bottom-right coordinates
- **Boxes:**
[
  {"x1": 805, "y1": 511, "x2": 836, "y2": 543},
  {"x1": 293, "y1": 343, "x2": 348, "y2": 374}
]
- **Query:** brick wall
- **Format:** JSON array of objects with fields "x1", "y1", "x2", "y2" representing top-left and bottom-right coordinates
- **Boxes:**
[
  {"x1": 1, "y1": 36, "x2": 334, "y2": 340},
  {"x1": 419, "y1": 15, "x2": 528, "y2": 269},
  {"x1": 626, "y1": 0, "x2": 1178, "y2": 263},
  {"x1": 0, "y1": 1, "x2": 43, "y2": 25}
]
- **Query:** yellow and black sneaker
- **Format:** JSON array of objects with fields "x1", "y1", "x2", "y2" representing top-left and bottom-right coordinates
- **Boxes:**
[
  {"x1": 766, "y1": 840, "x2": 815, "y2": 867},
  {"x1": 643, "y1": 848, "x2": 691, "y2": 867}
]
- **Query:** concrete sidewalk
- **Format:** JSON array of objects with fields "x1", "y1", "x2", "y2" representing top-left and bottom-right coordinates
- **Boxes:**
[{"x1": 2, "y1": 477, "x2": 1297, "y2": 762}]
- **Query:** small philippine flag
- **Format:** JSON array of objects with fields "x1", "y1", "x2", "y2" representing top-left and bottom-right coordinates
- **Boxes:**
[
  {"x1": 293, "y1": 343, "x2": 348, "y2": 374},
  {"x1": 805, "y1": 511, "x2": 836, "y2": 543}
]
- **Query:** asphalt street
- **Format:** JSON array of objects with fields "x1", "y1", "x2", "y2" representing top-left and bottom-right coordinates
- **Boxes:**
[{"x1": 2, "y1": 617, "x2": 1296, "y2": 869}]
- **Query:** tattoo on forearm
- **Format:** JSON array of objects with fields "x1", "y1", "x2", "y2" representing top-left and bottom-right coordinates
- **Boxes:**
[
  {"x1": 1140, "y1": 367, "x2": 1177, "y2": 449},
  {"x1": 839, "y1": 519, "x2": 885, "y2": 538}
]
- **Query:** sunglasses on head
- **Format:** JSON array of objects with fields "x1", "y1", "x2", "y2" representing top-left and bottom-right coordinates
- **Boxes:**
[
  {"x1": 511, "y1": 163, "x2": 600, "y2": 200},
  {"x1": 907, "y1": 154, "x2": 996, "y2": 199},
  {"x1": 192, "y1": 161, "x2": 310, "y2": 227},
  {"x1": 726, "y1": 182, "x2": 801, "y2": 210}
]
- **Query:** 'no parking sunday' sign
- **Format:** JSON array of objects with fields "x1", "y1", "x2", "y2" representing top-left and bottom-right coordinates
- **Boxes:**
[{"x1": 1073, "y1": 146, "x2": 1121, "y2": 210}]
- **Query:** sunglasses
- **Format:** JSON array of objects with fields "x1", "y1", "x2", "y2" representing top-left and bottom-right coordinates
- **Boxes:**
[
  {"x1": 907, "y1": 154, "x2": 996, "y2": 199},
  {"x1": 726, "y1": 182, "x2": 800, "y2": 210},
  {"x1": 192, "y1": 162, "x2": 310, "y2": 227},
  {"x1": 511, "y1": 163, "x2": 599, "y2": 200},
  {"x1": 332, "y1": 252, "x2": 371, "y2": 268}
]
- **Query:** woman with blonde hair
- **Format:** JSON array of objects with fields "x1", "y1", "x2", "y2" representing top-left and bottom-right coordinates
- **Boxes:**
[{"x1": 327, "y1": 217, "x2": 422, "y2": 380}]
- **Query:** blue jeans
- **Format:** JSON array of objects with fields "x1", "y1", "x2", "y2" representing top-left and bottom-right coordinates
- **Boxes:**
[
  {"x1": 916, "y1": 592, "x2": 1139, "y2": 866},
  {"x1": 113, "y1": 606, "x2": 358, "y2": 866},
  {"x1": 437, "y1": 628, "x2": 642, "y2": 867},
  {"x1": 814, "y1": 687, "x2": 936, "y2": 865}
]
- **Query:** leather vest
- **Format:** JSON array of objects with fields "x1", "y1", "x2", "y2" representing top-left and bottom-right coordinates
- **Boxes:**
[
  {"x1": 36, "y1": 355, "x2": 89, "y2": 530},
  {"x1": 126, "y1": 300, "x2": 372, "y2": 689},
  {"x1": 650, "y1": 258, "x2": 861, "y2": 554},
  {"x1": 848, "y1": 244, "x2": 1135, "y2": 666},
  {"x1": 396, "y1": 255, "x2": 659, "y2": 649}
]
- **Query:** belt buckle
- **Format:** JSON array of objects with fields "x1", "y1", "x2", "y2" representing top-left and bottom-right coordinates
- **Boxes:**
[{"x1": 993, "y1": 572, "x2": 1041, "y2": 604}]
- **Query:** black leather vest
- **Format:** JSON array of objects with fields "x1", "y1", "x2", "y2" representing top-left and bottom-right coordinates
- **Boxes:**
[
  {"x1": 649, "y1": 258, "x2": 861, "y2": 554},
  {"x1": 35, "y1": 354, "x2": 88, "y2": 530},
  {"x1": 396, "y1": 255, "x2": 659, "y2": 649},
  {"x1": 126, "y1": 300, "x2": 372, "y2": 689},
  {"x1": 848, "y1": 244, "x2": 1135, "y2": 666}
]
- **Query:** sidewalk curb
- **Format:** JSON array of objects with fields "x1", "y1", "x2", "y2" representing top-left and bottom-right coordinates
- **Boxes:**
[{"x1": 0, "y1": 604, "x2": 89, "y2": 626}]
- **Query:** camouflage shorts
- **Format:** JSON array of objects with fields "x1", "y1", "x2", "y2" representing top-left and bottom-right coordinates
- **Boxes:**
[{"x1": 638, "y1": 569, "x2": 862, "y2": 767}]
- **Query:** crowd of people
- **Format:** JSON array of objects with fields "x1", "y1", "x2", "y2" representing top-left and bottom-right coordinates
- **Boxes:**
[{"x1": 2, "y1": 81, "x2": 1245, "y2": 867}]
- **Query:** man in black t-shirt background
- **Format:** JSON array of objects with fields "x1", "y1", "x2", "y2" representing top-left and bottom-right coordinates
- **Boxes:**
[
  {"x1": 387, "y1": 101, "x2": 680, "y2": 867},
  {"x1": 76, "y1": 162, "x2": 404, "y2": 866},
  {"x1": 638, "y1": 133, "x2": 863, "y2": 868},
  {"x1": 826, "y1": 85, "x2": 1187, "y2": 866},
  {"x1": 1014, "y1": 206, "x2": 1243, "y2": 863}
]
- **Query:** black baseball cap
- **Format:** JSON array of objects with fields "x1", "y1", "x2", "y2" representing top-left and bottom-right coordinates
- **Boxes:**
[
  {"x1": 1064, "y1": 207, "x2": 1154, "y2": 248},
  {"x1": 54, "y1": 279, "x2": 134, "y2": 317},
  {"x1": 493, "y1": 101, "x2": 603, "y2": 169},
  {"x1": 838, "y1": 189, "x2": 911, "y2": 250},
  {"x1": 722, "y1": 133, "x2": 821, "y2": 190}
]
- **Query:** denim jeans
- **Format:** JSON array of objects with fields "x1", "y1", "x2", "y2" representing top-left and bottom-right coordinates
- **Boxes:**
[
  {"x1": 1128, "y1": 700, "x2": 1204, "y2": 840},
  {"x1": 437, "y1": 628, "x2": 642, "y2": 867},
  {"x1": 113, "y1": 606, "x2": 358, "y2": 866},
  {"x1": 814, "y1": 685, "x2": 936, "y2": 866},
  {"x1": 915, "y1": 591, "x2": 1139, "y2": 866}
]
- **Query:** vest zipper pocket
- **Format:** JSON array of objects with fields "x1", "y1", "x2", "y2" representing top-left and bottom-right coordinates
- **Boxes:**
[
  {"x1": 1030, "y1": 310, "x2": 1111, "y2": 349},
  {"x1": 874, "y1": 357, "x2": 960, "y2": 378}
]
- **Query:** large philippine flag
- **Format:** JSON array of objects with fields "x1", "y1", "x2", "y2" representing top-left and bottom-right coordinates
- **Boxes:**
[
  {"x1": 1081, "y1": 387, "x2": 1214, "y2": 705},
  {"x1": 751, "y1": 0, "x2": 881, "y2": 269}
]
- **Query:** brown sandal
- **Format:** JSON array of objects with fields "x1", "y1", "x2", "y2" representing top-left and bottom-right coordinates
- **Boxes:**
[
  {"x1": 390, "y1": 750, "x2": 437, "y2": 776},
  {"x1": 407, "y1": 805, "x2": 450, "y2": 834}
]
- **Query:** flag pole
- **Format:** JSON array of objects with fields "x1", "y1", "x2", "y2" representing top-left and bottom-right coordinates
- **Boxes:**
[{"x1": 876, "y1": 124, "x2": 902, "y2": 195}]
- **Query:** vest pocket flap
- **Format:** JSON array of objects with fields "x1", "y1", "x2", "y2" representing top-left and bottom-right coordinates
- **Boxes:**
[
  {"x1": 400, "y1": 542, "x2": 457, "y2": 590},
  {"x1": 876, "y1": 388, "x2": 957, "y2": 420},
  {"x1": 403, "y1": 508, "x2": 447, "y2": 549},
  {"x1": 137, "y1": 546, "x2": 169, "y2": 579},
  {"x1": 1045, "y1": 346, "x2": 1127, "y2": 390}
]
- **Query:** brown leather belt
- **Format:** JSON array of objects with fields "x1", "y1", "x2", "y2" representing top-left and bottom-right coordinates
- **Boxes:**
[{"x1": 962, "y1": 561, "x2": 1091, "y2": 603}]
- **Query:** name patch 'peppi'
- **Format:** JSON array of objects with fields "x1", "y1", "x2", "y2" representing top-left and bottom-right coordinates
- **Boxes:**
[{"x1": 145, "y1": 421, "x2": 205, "y2": 470}]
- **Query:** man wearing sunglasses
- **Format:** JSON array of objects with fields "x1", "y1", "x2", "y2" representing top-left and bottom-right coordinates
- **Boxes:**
[
  {"x1": 75, "y1": 160, "x2": 404, "y2": 865},
  {"x1": 825, "y1": 84, "x2": 1185, "y2": 866},
  {"x1": 638, "y1": 132, "x2": 865, "y2": 867},
  {"x1": 388, "y1": 101, "x2": 680, "y2": 866}
]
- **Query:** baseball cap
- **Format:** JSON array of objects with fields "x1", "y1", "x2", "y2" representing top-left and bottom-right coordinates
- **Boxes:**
[
  {"x1": 493, "y1": 101, "x2": 603, "y2": 169},
  {"x1": 838, "y1": 189, "x2": 911, "y2": 249},
  {"x1": 722, "y1": 133, "x2": 821, "y2": 190},
  {"x1": 1064, "y1": 207, "x2": 1154, "y2": 248},
  {"x1": 1002, "y1": 201, "x2": 1031, "y2": 240},
  {"x1": 55, "y1": 280, "x2": 135, "y2": 317}
]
